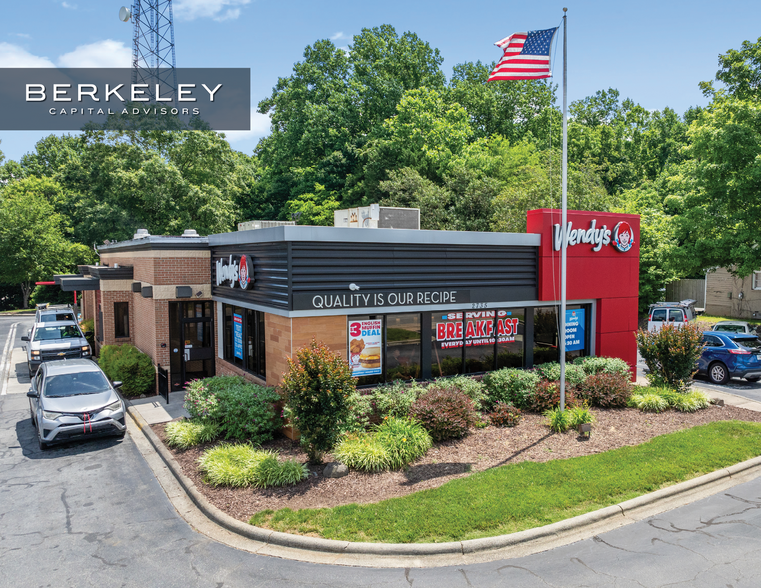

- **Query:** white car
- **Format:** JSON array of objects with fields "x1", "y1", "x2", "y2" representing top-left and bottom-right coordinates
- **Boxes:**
[{"x1": 712, "y1": 321, "x2": 757, "y2": 334}]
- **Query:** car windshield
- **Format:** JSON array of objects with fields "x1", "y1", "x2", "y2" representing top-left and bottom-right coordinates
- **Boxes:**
[
  {"x1": 43, "y1": 371, "x2": 111, "y2": 397},
  {"x1": 734, "y1": 337, "x2": 761, "y2": 351},
  {"x1": 715, "y1": 325, "x2": 746, "y2": 333},
  {"x1": 40, "y1": 313, "x2": 75, "y2": 322},
  {"x1": 33, "y1": 325, "x2": 81, "y2": 341}
]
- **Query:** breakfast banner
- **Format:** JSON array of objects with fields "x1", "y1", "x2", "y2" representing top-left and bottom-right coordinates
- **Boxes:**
[{"x1": 348, "y1": 318, "x2": 383, "y2": 376}]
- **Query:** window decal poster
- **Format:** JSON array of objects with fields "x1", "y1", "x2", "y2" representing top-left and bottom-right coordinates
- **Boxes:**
[
  {"x1": 565, "y1": 309, "x2": 585, "y2": 351},
  {"x1": 233, "y1": 313, "x2": 243, "y2": 359},
  {"x1": 435, "y1": 311, "x2": 519, "y2": 348},
  {"x1": 348, "y1": 319, "x2": 382, "y2": 376}
]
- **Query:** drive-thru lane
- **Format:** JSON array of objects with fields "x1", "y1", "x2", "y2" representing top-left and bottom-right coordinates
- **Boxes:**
[{"x1": 3, "y1": 318, "x2": 761, "y2": 587}]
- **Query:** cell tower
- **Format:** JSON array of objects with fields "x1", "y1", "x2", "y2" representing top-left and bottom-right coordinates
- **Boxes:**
[{"x1": 119, "y1": 2, "x2": 178, "y2": 101}]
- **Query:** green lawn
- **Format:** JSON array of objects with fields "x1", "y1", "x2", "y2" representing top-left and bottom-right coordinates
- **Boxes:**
[
  {"x1": 698, "y1": 314, "x2": 761, "y2": 326},
  {"x1": 250, "y1": 421, "x2": 761, "y2": 543}
]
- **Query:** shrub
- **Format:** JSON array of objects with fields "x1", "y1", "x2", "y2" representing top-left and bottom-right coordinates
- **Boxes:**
[
  {"x1": 374, "y1": 417, "x2": 432, "y2": 469},
  {"x1": 636, "y1": 323, "x2": 705, "y2": 392},
  {"x1": 333, "y1": 434, "x2": 391, "y2": 472},
  {"x1": 198, "y1": 444, "x2": 275, "y2": 487},
  {"x1": 630, "y1": 393, "x2": 669, "y2": 413},
  {"x1": 573, "y1": 356, "x2": 632, "y2": 379},
  {"x1": 489, "y1": 402, "x2": 522, "y2": 427},
  {"x1": 280, "y1": 340, "x2": 357, "y2": 463},
  {"x1": 216, "y1": 383, "x2": 280, "y2": 444},
  {"x1": 674, "y1": 390, "x2": 711, "y2": 413},
  {"x1": 534, "y1": 362, "x2": 587, "y2": 386},
  {"x1": 433, "y1": 376, "x2": 487, "y2": 411},
  {"x1": 577, "y1": 372, "x2": 633, "y2": 408},
  {"x1": 79, "y1": 318, "x2": 94, "y2": 333},
  {"x1": 184, "y1": 379, "x2": 220, "y2": 419},
  {"x1": 98, "y1": 344, "x2": 155, "y2": 397},
  {"x1": 530, "y1": 380, "x2": 579, "y2": 413},
  {"x1": 482, "y1": 368, "x2": 540, "y2": 410},
  {"x1": 372, "y1": 381, "x2": 425, "y2": 420},
  {"x1": 544, "y1": 407, "x2": 570, "y2": 433},
  {"x1": 164, "y1": 418, "x2": 220, "y2": 449},
  {"x1": 409, "y1": 387, "x2": 477, "y2": 441},
  {"x1": 253, "y1": 455, "x2": 310, "y2": 488},
  {"x1": 567, "y1": 403, "x2": 596, "y2": 428}
]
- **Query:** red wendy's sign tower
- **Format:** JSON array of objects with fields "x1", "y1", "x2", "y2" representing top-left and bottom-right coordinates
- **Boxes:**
[{"x1": 527, "y1": 209, "x2": 640, "y2": 372}]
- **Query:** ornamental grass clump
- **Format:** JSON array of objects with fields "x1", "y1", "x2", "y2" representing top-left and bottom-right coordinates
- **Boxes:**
[
  {"x1": 333, "y1": 434, "x2": 391, "y2": 472},
  {"x1": 481, "y1": 368, "x2": 539, "y2": 410},
  {"x1": 567, "y1": 403, "x2": 596, "y2": 428},
  {"x1": 629, "y1": 392, "x2": 670, "y2": 413},
  {"x1": 374, "y1": 417, "x2": 432, "y2": 469},
  {"x1": 489, "y1": 402, "x2": 522, "y2": 427},
  {"x1": 280, "y1": 340, "x2": 357, "y2": 463},
  {"x1": 198, "y1": 444, "x2": 308, "y2": 488},
  {"x1": 674, "y1": 390, "x2": 711, "y2": 412},
  {"x1": 409, "y1": 387, "x2": 477, "y2": 441},
  {"x1": 636, "y1": 323, "x2": 705, "y2": 392},
  {"x1": 164, "y1": 418, "x2": 220, "y2": 449},
  {"x1": 544, "y1": 407, "x2": 571, "y2": 433}
]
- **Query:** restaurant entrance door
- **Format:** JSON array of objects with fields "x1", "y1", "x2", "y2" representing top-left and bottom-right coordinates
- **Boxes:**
[{"x1": 169, "y1": 301, "x2": 215, "y2": 391}]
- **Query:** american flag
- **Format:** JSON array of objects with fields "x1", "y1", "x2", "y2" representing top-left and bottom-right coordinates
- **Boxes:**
[{"x1": 487, "y1": 27, "x2": 558, "y2": 82}]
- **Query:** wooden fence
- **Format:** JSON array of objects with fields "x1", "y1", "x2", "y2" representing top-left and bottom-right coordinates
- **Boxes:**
[{"x1": 665, "y1": 279, "x2": 706, "y2": 308}]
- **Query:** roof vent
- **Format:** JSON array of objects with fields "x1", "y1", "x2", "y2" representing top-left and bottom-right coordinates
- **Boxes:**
[
  {"x1": 181, "y1": 229, "x2": 200, "y2": 237},
  {"x1": 133, "y1": 228, "x2": 151, "y2": 239}
]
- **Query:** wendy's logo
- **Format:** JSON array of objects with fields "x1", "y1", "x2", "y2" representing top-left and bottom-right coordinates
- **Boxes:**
[
  {"x1": 238, "y1": 255, "x2": 253, "y2": 289},
  {"x1": 613, "y1": 221, "x2": 634, "y2": 253}
]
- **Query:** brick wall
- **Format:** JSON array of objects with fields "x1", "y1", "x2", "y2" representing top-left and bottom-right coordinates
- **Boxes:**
[
  {"x1": 101, "y1": 251, "x2": 210, "y2": 286},
  {"x1": 100, "y1": 290, "x2": 133, "y2": 347},
  {"x1": 214, "y1": 356, "x2": 266, "y2": 387},
  {"x1": 265, "y1": 313, "x2": 291, "y2": 385}
]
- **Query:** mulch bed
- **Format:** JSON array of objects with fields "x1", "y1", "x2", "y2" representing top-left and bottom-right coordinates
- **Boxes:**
[{"x1": 150, "y1": 404, "x2": 761, "y2": 524}]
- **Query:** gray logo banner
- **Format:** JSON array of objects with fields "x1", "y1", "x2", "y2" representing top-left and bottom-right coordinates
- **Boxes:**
[{"x1": 0, "y1": 68, "x2": 251, "y2": 130}]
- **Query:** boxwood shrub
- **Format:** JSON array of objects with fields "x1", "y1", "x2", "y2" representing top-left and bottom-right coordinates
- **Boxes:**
[
  {"x1": 482, "y1": 368, "x2": 540, "y2": 410},
  {"x1": 98, "y1": 344, "x2": 155, "y2": 397}
]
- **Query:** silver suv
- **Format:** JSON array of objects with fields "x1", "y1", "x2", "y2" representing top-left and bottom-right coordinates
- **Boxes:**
[
  {"x1": 22, "y1": 321, "x2": 91, "y2": 377},
  {"x1": 26, "y1": 359, "x2": 126, "y2": 450}
]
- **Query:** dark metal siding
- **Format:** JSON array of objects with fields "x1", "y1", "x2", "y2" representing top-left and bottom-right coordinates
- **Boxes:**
[
  {"x1": 211, "y1": 243, "x2": 289, "y2": 310},
  {"x1": 291, "y1": 243, "x2": 537, "y2": 296}
]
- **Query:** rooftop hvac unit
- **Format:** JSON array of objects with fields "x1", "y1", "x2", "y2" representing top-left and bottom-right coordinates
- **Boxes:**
[
  {"x1": 238, "y1": 220, "x2": 296, "y2": 231},
  {"x1": 333, "y1": 205, "x2": 420, "y2": 229}
]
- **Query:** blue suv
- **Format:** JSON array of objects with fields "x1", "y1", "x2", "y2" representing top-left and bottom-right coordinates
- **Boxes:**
[{"x1": 698, "y1": 331, "x2": 761, "y2": 384}]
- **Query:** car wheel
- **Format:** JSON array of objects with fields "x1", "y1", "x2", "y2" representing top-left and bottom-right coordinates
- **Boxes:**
[
  {"x1": 30, "y1": 409, "x2": 36, "y2": 426},
  {"x1": 708, "y1": 362, "x2": 730, "y2": 385},
  {"x1": 38, "y1": 433, "x2": 49, "y2": 451},
  {"x1": 746, "y1": 377, "x2": 761, "y2": 383}
]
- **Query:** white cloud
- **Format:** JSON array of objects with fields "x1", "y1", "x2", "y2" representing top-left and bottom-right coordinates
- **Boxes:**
[
  {"x1": 331, "y1": 31, "x2": 347, "y2": 41},
  {"x1": 223, "y1": 110, "x2": 271, "y2": 144},
  {"x1": 57, "y1": 40, "x2": 131, "y2": 68},
  {"x1": 174, "y1": 0, "x2": 250, "y2": 21},
  {"x1": 12, "y1": 33, "x2": 32, "y2": 39},
  {"x1": 61, "y1": 1, "x2": 78, "y2": 9},
  {"x1": 0, "y1": 43, "x2": 55, "y2": 67}
]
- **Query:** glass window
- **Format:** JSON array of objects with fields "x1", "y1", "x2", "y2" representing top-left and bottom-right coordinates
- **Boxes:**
[
  {"x1": 669, "y1": 309, "x2": 684, "y2": 322},
  {"x1": 651, "y1": 308, "x2": 667, "y2": 321},
  {"x1": 114, "y1": 302, "x2": 129, "y2": 338},
  {"x1": 222, "y1": 304, "x2": 265, "y2": 378},
  {"x1": 34, "y1": 325, "x2": 82, "y2": 341},
  {"x1": 533, "y1": 307, "x2": 560, "y2": 364},
  {"x1": 386, "y1": 313, "x2": 421, "y2": 381},
  {"x1": 497, "y1": 309, "x2": 525, "y2": 369},
  {"x1": 464, "y1": 310, "x2": 496, "y2": 374},
  {"x1": 431, "y1": 312, "x2": 464, "y2": 377}
]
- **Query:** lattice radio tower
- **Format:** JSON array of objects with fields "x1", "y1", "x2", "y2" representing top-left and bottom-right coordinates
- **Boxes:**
[{"x1": 119, "y1": 2, "x2": 178, "y2": 101}]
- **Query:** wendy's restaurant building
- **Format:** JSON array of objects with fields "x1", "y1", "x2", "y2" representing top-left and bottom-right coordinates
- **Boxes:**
[{"x1": 57, "y1": 210, "x2": 639, "y2": 392}]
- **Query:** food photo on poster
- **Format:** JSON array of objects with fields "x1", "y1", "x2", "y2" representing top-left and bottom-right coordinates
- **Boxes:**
[{"x1": 348, "y1": 319, "x2": 383, "y2": 376}]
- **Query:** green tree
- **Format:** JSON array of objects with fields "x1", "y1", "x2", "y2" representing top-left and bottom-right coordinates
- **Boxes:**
[
  {"x1": 284, "y1": 184, "x2": 341, "y2": 226},
  {"x1": 700, "y1": 36, "x2": 761, "y2": 101},
  {"x1": 0, "y1": 179, "x2": 93, "y2": 307}
]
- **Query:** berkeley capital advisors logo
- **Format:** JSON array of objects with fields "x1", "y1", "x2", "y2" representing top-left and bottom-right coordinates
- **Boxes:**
[
  {"x1": 553, "y1": 219, "x2": 635, "y2": 253},
  {"x1": 0, "y1": 67, "x2": 251, "y2": 131},
  {"x1": 27, "y1": 82, "x2": 221, "y2": 117}
]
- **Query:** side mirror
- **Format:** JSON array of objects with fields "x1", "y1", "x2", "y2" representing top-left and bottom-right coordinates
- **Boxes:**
[
  {"x1": 112, "y1": 381, "x2": 123, "y2": 389},
  {"x1": 26, "y1": 388, "x2": 38, "y2": 398},
  {"x1": 21, "y1": 336, "x2": 29, "y2": 342}
]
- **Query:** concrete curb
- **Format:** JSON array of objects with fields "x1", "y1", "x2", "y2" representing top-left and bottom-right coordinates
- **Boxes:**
[{"x1": 126, "y1": 402, "x2": 761, "y2": 566}]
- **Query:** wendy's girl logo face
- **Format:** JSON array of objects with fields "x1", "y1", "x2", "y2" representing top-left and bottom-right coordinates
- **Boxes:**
[
  {"x1": 613, "y1": 221, "x2": 634, "y2": 252},
  {"x1": 238, "y1": 255, "x2": 252, "y2": 289}
]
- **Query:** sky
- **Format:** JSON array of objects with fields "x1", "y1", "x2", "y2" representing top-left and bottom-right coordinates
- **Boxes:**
[{"x1": 0, "y1": 0, "x2": 759, "y2": 162}]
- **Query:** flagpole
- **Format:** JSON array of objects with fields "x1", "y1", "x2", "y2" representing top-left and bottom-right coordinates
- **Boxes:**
[{"x1": 560, "y1": 7, "x2": 568, "y2": 412}]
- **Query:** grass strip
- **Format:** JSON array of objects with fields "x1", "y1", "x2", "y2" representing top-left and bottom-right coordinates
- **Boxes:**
[{"x1": 249, "y1": 421, "x2": 761, "y2": 543}]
